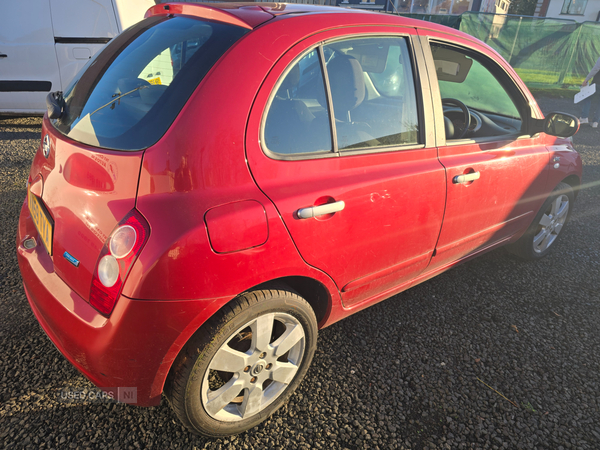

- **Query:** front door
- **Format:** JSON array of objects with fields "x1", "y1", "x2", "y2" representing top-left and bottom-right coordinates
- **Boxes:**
[
  {"x1": 421, "y1": 37, "x2": 550, "y2": 271},
  {"x1": 247, "y1": 32, "x2": 446, "y2": 307}
]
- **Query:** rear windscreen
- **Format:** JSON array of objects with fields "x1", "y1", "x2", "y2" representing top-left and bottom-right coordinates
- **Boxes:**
[{"x1": 52, "y1": 16, "x2": 248, "y2": 151}]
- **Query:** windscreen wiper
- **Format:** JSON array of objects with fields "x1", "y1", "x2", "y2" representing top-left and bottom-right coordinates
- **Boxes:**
[{"x1": 90, "y1": 85, "x2": 149, "y2": 117}]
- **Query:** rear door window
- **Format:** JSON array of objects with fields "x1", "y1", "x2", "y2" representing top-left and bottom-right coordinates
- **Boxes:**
[
  {"x1": 324, "y1": 37, "x2": 419, "y2": 150},
  {"x1": 262, "y1": 36, "x2": 420, "y2": 157}
]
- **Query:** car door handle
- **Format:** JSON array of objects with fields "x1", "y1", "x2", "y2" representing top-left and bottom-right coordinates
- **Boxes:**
[
  {"x1": 297, "y1": 201, "x2": 345, "y2": 219},
  {"x1": 453, "y1": 172, "x2": 480, "y2": 184},
  {"x1": 0, "y1": 53, "x2": 7, "y2": 58}
]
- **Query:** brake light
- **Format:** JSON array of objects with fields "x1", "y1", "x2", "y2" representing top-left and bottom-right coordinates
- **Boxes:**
[{"x1": 90, "y1": 210, "x2": 150, "y2": 316}]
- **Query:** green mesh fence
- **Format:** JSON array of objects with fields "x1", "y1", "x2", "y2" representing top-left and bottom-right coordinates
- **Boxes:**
[
  {"x1": 396, "y1": 13, "x2": 462, "y2": 28},
  {"x1": 397, "y1": 11, "x2": 600, "y2": 89},
  {"x1": 459, "y1": 12, "x2": 587, "y2": 88}
]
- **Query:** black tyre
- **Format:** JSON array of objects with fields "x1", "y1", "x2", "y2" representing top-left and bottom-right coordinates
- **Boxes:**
[
  {"x1": 164, "y1": 289, "x2": 318, "y2": 437},
  {"x1": 507, "y1": 182, "x2": 574, "y2": 260}
]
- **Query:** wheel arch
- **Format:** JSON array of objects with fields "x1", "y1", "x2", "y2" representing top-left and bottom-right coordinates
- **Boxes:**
[
  {"x1": 158, "y1": 274, "x2": 334, "y2": 402},
  {"x1": 561, "y1": 174, "x2": 581, "y2": 199},
  {"x1": 250, "y1": 276, "x2": 331, "y2": 327}
]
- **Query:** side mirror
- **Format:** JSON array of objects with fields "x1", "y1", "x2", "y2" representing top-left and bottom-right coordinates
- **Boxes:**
[
  {"x1": 544, "y1": 112, "x2": 579, "y2": 137},
  {"x1": 46, "y1": 91, "x2": 64, "y2": 119},
  {"x1": 530, "y1": 112, "x2": 579, "y2": 137}
]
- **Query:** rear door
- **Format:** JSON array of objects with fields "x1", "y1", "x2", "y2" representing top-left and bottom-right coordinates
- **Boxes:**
[
  {"x1": 247, "y1": 29, "x2": 446, "y2": 308},
  {"x1": 419, "y1": 34, "x2": 550, "y2": 271},
  {"x1": 0, "y1": 0, "x2": 61, "y2": 114}
]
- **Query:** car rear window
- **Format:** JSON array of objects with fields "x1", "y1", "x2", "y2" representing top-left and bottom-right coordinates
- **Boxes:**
[{"x1": 52, "y1": 16, "x2": 248, "y2": 151}]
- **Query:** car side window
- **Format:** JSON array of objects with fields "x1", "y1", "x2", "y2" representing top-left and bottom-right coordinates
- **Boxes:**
[
  {"x1": 431, "y1": 43, "x2": 524, "y2": 141},
  {"x1": 263, "y1": 50, "x2": 333, "y2": 155},
  {"x1": 324, "y1": 37, "x2": 419, "y2": 150}
]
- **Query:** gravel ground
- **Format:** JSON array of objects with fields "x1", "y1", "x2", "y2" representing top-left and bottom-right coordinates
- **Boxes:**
[{"x1": 0, "y1": 96, "x2": 599, "y2": 450}]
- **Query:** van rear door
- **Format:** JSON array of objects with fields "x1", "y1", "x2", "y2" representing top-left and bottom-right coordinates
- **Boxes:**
[
  {"x1": 0, "y1": 1, "x2": 61, "y2": 114},
  {"x1": 50, "y1": 0, "x2": 120, "y2": 95}
]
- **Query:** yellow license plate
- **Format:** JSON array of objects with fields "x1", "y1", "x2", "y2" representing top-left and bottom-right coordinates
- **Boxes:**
[{"x1": 28, "y1": 189, "x2": 54, "y2": 255}]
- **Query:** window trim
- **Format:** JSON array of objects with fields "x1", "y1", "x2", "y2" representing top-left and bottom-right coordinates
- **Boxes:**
[
  {"x1": 561, "y1": 0, "x2": 587, "y2": 15},
  {"x1": 259, "y1": 33, "x2": 427, "y2": 162},
  {"x1": 319, "y1": 45, "x2": 339, "y2": 154}
]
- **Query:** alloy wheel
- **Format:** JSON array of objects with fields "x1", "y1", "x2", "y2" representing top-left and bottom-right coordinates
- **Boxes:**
[
  {"x1": 533, "y1": 194, "x2": 569, "y2": 253},
  {"x1": 201, "y1": 312, "x2": 306, "y2": 422}
]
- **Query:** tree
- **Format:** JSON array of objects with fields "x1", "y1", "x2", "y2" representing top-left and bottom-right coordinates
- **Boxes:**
[{"x1": 508, "y1": 0, "x2": 538, "y2": 15}]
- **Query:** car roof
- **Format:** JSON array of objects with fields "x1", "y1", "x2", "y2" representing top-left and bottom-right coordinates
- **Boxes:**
[
  {"x1": 147, "y1": 1, "x2": 474, "y2": 40},
  {"x1": 154, "y1": 1, "x2": 347, "y2": 16}
]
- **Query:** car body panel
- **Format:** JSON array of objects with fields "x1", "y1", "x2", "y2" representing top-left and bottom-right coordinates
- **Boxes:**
[
  {"x1": 18, "y1": 205, "x2": 225, "y2": 406},
  {"x1": 26, "y1": 117, "x2": 142, "y2": 302},
  {"x1": 430, "y1": 138, "x2": 550, "y2": 270},
  {"x1": 0, "y1": 1, "x2": 62, "y2": 114}
]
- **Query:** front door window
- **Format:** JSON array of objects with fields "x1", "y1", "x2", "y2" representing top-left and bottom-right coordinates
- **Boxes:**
[{"x1": 431, "y1": 43, "x2": 523, "y2": 141}]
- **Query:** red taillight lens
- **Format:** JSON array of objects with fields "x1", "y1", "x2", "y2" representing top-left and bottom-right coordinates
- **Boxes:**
[{"x1": 90, "y1": 209, "x2": 150, "y2": 316}]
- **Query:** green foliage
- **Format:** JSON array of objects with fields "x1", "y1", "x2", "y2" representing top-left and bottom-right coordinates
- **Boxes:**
[
  {"x1": 521, "y1": 401, "x2": 537, "y2": 412},
  {"x1": 508, "y1": 0, "x2": 537, "y2": 15}
]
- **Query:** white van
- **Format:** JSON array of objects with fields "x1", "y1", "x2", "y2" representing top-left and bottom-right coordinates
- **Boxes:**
[{"x1": 0, "y1": 0, "x2": 155, "y2": 115}]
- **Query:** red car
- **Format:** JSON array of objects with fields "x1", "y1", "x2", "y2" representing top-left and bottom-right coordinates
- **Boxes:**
[{"x1": 17, "y1": 2, "x2": 581, "y2": 437}]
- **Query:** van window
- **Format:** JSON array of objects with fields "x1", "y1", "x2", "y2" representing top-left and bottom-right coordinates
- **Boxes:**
[{"x1": 52, "y1": 16, "x2": 248, "y2": 151}]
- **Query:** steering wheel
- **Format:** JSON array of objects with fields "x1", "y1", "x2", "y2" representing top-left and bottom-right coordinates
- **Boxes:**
[{"x1": 442, "y1": 98, "x2": 471, "y2": 139}]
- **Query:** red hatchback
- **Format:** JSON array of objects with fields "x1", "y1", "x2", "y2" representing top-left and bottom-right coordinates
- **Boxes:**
[{"x1": 17, "y1": 2, "x2": 581, "y2": 437}]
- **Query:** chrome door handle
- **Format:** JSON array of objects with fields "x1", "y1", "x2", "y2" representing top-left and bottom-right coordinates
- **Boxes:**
[
  {"x1": 297, "y1": 201, "x2": 345, "y2": 219},
  {"x1": 453, "y1": 171, "x2": 480, "y2": 184}
]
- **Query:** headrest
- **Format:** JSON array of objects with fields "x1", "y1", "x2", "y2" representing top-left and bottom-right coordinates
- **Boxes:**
[
  {"x1": 327, "y1": 55, "x2": 365, "y2": 117},
  {"x1": 279, "y1": 64, "x2": 301, "y2": 93}
]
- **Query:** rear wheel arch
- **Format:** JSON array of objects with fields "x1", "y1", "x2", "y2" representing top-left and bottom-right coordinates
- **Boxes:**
[
  {"x1": 163, "y1": 287, "x2": 321, "y2": 436},
  {"x1": 160, "y1": 275, "x2": 333, "y2": 396},
  {"x1": 251, "y1": 276, "x2": 332, "y2": 326}
]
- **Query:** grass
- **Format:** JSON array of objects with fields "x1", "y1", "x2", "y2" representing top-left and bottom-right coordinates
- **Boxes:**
[
  {"x1": 529, "y1": 87, "x2": 577, "y2": 99},
  {"x1": 512, "y1": 68, "x2": 583, "y2": 98},
  {"x1": 521, "y1": 401, "x2": 536, "y2": 413},
  {"x1": 515, "y1": 68, "x2": 583, "y2": 86}
]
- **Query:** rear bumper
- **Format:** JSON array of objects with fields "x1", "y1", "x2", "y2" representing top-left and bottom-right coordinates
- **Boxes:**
[{"x1": 17, "y1": 199, "x2": 218, "y2": 406}]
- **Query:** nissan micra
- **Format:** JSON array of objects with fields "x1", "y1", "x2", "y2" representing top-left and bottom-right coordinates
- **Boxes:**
[{"x1": 17, "y1": 2, "x2": 581, "y2": 437}]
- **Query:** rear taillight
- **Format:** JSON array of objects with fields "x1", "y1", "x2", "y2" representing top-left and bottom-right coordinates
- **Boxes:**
[{"x1": 90, "y1": 209, "x2": 150, "y2": 316}]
